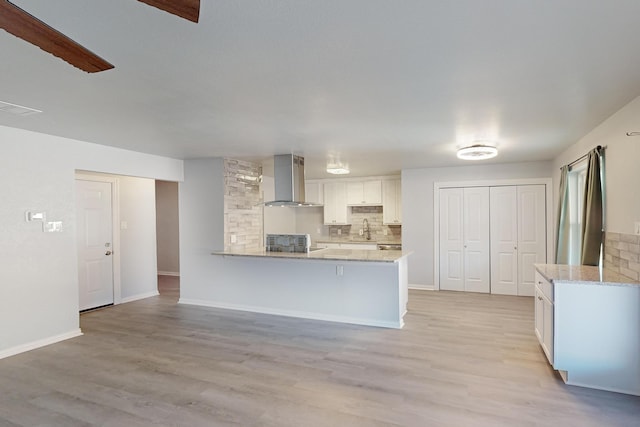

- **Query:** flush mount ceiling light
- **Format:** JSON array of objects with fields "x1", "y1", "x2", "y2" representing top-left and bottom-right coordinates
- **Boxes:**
[
  {"x1": 456, "y1": 144, "x2": 498, "y2": 161},
  {"x1": 326, "y1": 162, "x2": 350, "y2": 174}
]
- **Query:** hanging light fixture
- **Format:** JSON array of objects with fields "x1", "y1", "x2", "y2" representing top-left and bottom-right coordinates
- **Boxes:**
[
  {"x1": 457, "y1": 144, "x2": 498, "y2": 160},
  {"x1": 326, "y1": 161, "x2": 350, "y2": 174}
]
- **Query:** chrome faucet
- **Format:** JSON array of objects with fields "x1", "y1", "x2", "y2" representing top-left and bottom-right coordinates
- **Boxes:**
[{"x1": 363, "y1": 218, "x2": 371, "y2": 240}]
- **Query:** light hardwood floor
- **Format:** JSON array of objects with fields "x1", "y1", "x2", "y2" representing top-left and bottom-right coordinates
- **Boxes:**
[{"x1": 1, "y1": 276, "x2": 638, "y2": 426}]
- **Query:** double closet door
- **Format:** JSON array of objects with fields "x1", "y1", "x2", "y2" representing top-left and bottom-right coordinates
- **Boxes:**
[
  {"x1": 439, "y1": 187, "x2": 490, "y2": 293},
  {"x1": 439, "y1": 185, "x2": 546, "y2": 295}
]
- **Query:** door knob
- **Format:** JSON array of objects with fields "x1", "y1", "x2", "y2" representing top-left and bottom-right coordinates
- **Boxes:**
[{"x1": 105, "y1": 251, "x2": 112, "y2": 256}]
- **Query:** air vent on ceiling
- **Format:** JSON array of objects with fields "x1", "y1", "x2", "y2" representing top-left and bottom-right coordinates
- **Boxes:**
[{"x1": 0, "y1": 100, "x2": 42, "y2": 117}]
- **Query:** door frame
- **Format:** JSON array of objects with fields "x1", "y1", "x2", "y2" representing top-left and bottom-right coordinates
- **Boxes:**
[
  {"x1": 433, "y1": 178, "x2": 553, "y2": 291},
  {"x1": 75, "y1": 172, "x2": 122, "y2": 305}
]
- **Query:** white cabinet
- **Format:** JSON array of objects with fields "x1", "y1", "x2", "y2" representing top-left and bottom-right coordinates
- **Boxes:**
[
  {"x1": 317, "y1": 242, "x2": 377, "y2": 250},
  {"x1": 323, "y1": 182, "x2": 349, "y2": 225},
  {"x1": 439, "y1": 187, "x2": 490, "y2": 293},
  {"x1": 534, "y1": 271, "x2": 554, "y2": 364},
  {"x1": 305, "y1": 181, "x2": 324, "y2": 205},
  {"x1": 346, "y1": 180, "x2": 382, "y2": 205},
  {"x1": 382, "y1": 180, "x2": 402, "y2": 224},
  {"x1": 490, "y1": 185, "x2": 546, "y2": 296}
]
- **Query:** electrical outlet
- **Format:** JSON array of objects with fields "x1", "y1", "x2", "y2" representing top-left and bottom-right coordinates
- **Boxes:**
[
  {"x1": 635, "y1": 222, "x2": 640, "y2": 236},
  {"x1": 230, "y1": 234, "x2": 237, "y2": 243},
  {"x1": 383, "y1": 229, "x2": 388, "y2": 236},
  {"x1": 359, "y1": 229, "x2": 363, "y2": 236},
  {"x1": 336, "y1": 265, "x2": 344, "y2": 276},
  {"x1": 337, "y1": 229, "x2": 341, "y2": 235}
]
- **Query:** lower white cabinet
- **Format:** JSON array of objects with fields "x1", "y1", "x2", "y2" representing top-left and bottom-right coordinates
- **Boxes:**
[
  {"x1": 534, "y1": 271, "x2": 554, "y2": 364},
  {"x1": 534, "y1": 265, "x2": 640, "y2": 396}
]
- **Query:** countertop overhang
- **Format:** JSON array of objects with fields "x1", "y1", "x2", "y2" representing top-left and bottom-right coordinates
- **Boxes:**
[
  {"x1": 213, "y1": 248, "x2": 412, "y2": 263},
  {"x1": 534, "y1": 263, "x2": 639, "y2": 287}
]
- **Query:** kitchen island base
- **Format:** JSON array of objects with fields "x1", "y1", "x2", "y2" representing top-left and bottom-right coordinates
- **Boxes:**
[{"x1": 180, "y1": 251, "x2": 409, "y2": 329}]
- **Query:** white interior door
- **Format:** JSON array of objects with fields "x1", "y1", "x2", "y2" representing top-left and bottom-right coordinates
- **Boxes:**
[
  {"x1": 76, "y1": 180, "x2": 114, "y2": 311},
  {"x1": 463, "y1": 187, "x2": 490, "y2": 293},
  {"x1": 439, "y1": 188, "x2": 464, "y2": 291},
  {"x1": 490, "y1": 186, "x2": 518, "y2": 295},
  {"x1": 517, "y1": 185, "x2": 546, "y2": 296}
]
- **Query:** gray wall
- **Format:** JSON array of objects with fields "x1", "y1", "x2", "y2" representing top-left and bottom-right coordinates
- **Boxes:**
[
  {"x1": 552, "y1": 95, "x2": 640, "y2": 235},
  {"x1": 0, "y1": 125, "x2": 182, "y2": 358},
  {"x1": 178, "y1": 158, "x2": 225, "y2": 301},
  {"x1": 155, "y1": 181, "x2": 180, "y2": 274},
  {"x1": 402, "y1": 161, "x2": 554, "y2": 288}
]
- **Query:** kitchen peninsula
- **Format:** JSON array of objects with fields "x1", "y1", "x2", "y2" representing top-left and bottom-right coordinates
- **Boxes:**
[{"x1": 180, "y1": 249, "x2": 411, "y2": 329}]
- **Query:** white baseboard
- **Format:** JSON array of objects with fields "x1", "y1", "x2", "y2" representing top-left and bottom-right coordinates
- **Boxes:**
[
  {"x1": 157, "y1": 271, "x2": 180, "y2": 277},
  {"x1": 120, "y1": 290, "x2": 159, "y2": 304},
  {"x1": 409, "y1": 284, "x2": 435, "y2": 290},
  {"x1": 178, "y1": 298, "x2": 403, "y2": 329},
  {"x1": 0, "y1": 329, "x2": 83, "y2": 360}
]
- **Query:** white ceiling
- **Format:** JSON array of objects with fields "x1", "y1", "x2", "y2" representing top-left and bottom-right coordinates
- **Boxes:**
[{"x1": 2, "y1": 0, "x2": 640, "y2": 178}]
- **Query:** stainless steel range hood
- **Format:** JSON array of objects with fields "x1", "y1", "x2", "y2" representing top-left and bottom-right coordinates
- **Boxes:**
[{"x1": 264, "y1": 154, "x2": 319, "y2": 207}]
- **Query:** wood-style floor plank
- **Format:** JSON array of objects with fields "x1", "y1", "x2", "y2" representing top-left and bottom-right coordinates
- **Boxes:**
[{"x1": 1, "y1": 276, "x2": 638, "y2": 426}]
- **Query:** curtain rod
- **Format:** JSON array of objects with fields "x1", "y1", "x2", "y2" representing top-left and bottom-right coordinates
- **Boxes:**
[{"x1": 565, "y1": 145, "x2": 606, "y2": 169}]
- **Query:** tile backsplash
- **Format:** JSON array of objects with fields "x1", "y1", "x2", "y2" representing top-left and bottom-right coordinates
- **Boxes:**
[
  {"x1": 604, "y1": 232, "x2": 640, "y2": 281},
  {"x1": 328, "y1": 206, "x2": 401, "y2": 243},
  {"x1": 224, "y1": 158, "x2": 263, "y2": 251}
]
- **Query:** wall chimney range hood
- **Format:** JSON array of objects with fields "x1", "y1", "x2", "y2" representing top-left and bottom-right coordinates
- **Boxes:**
[{"x1": 264, "y1": 154, "x2": 319, "y2": 207}]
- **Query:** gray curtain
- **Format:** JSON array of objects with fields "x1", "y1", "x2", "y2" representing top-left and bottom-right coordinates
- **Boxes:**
[
  {"x1": 555, "y1": 165, "x2": 570, "y2": 264},
  {"x1": 580, "y1": 147, "x2": 604, "y2": 266}
]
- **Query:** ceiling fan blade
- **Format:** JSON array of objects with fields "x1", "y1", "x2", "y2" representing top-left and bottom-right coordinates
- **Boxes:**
[
  {"x1": 137, "y1": 0, "x2": 200, "y2": 23},
  {"x1": 0, "y1": 1, "x2": 114, "y2": 73}
]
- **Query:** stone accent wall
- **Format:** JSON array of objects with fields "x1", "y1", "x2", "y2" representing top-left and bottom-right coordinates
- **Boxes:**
[
  {"x1": 224, "y1": 159, "x2": 263, "y2": 251},
  {"x1": 328, "y1": 206, "x2": 401, "y2": 243},
  {"x1": 604, "y1": 232, "x2": 640, "y2": 281}
]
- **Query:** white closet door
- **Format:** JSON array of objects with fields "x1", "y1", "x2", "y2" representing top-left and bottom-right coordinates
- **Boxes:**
[
  {"x1": 439, "y1": 188, "x2": 464, "y2": 291},
  {"x1": 463, "y1": 187, "x2": 490, "y2": 293},
  {"x1": 517, "y1": 185, "x2": 546, "y2": 296},
  {"x1": 490, "y1": 186, "x2": 518, "y2": 295}
]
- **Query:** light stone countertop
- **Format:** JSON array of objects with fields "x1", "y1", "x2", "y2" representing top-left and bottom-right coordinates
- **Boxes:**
[
  {"x1": 213, "y1": 248, "x2": 412, "y2": 263},
  {"x1": 535, "y1": 263, "x2": 640, "y2": 287}
]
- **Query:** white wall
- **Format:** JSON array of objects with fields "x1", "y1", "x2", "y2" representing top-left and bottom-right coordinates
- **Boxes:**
[
  {"x1": 295, "y1": 207, "x2": 327, "y2": 243},
  {"x1": 155, "y1": 181, "x2": 180, "y2": 274},
  {"x1": 119, "y1": 176, "x2": 159, "y2": 300},
  {"x1": 552, "y1": 95, "x2": 640, "y2": 235},
  {"x1": 0, "y1": 125, "x2": 182, "y2": 359},
  {"x1": 402, "y1": 161, "x2": 553, "y2": 287}
]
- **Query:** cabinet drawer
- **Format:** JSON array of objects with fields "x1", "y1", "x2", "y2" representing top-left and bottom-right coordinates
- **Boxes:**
[{"x1": 535, "y1": 271, "x2": 553, "y2": 302}]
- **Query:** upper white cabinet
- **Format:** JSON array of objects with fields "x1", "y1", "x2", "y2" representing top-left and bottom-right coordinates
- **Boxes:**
[
  {"x1": 323, "y1": 182, "x2": 349, "y2": 224},
  {"x1": 439, "y1": 187, "x2": 491, "y2": 293},
  {"x1": 490, "y1": 185, "x2": 546, "y2": 296},
  {"x1": 305, "y1": 181, "x2": 324, "y2": 205},
  {"x1": 346, "y1": 180, "x2": 382, "y2": 206},
  {"x1": 382, "y1": 179, "x2": 402, "y2": 224}
]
